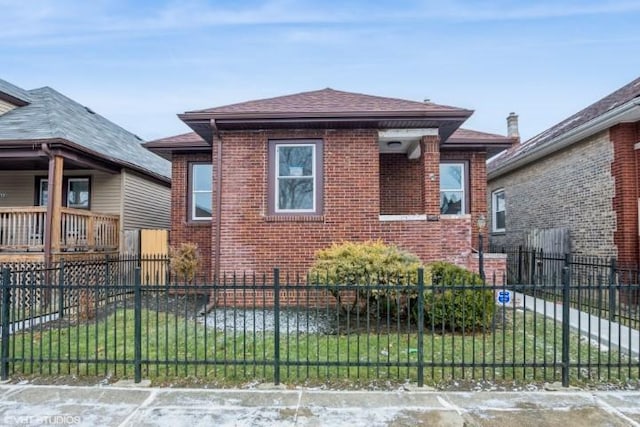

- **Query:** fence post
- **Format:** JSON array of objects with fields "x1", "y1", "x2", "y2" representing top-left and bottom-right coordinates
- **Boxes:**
[
  {"x1": 530, "y1": 250, "x2": 536, "y2": 285},
  {"x1": 105, "y1": 254, "x2": 111, "y2": 286},
  {"x1": 134, "y1": 267, "x2": 142, "y2": 383},
  {"x1": 1, "y1": 268, "x2": 10, "y2": 380},
  {"x1": 273, "y1": 268, "x2": 280, "y2": 386},
  {"x1": 608, "y1": 258, "x2": 617, "y2": 322},
  {"x1": 416, "y1": 268, "x2": 424, "y2": 387},
  {"x1": 478, "y1": 234, "x2": 485, "y2": 281},
  {"x1": 57, "y1": 259, "x2": 65, "y2": 318},
  {"x1": 517, "y1": 245, "x2": 523, "y2": 284},
  {"x1": 561, "y1": 254, "x2": 571, "y2": 387}
]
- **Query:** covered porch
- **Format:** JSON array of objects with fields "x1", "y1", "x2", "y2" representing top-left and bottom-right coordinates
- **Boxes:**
[
  {"x1": 0, "y1": 207, "x2": 119, "y2": 254},
  {"x1": 0, "y1": 142, "x2": 122, "y2": 263}
]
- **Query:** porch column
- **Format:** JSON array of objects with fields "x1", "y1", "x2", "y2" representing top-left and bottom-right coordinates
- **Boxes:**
[
  {"x1": 421, "y1": 135, "x2": 440, "y2": 215},
  {"x1": 45, "y1": 155, "x2": 64, "y2": 262}
]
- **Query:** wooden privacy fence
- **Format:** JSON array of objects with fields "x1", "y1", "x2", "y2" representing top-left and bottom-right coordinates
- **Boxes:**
[
  {"x1": 526, "y1": 227, "x2": 570, "y2": 254},
  {"x1": 141, "y1": 229, "x2": 169, "y2": 285}
]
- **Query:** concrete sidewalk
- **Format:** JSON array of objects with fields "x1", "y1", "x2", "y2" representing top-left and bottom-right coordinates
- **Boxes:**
[{"x1": 1, "y1": 384, "x2": 640, "y2": 427}]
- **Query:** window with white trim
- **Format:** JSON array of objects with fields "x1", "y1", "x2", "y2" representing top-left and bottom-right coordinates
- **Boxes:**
[
  {"x1": 439, "y1": 162, "x2": 465, "y2": 215},
  {"x1": 492, "y1": 189, "x2": 506, "y2": 233},
  {"x1": 190, "y1": 163, "x2": 213, "y2": 220},
  {"x1": 268, "y1": 140, "x2": 323, "y2": 215}
]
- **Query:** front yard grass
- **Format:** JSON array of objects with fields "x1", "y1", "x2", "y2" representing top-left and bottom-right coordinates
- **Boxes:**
[{"x1": 3, "y1": 306, "x2": 639, "y2": 387}]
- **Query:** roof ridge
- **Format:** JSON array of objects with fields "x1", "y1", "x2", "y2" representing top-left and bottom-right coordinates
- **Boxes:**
[{"x1": 31, "y1": 87, "x2": 60, "y2": 138}]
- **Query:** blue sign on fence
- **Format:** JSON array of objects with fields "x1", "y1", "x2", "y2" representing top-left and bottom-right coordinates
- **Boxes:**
[{"x1": 497, "y1": 291, "x2": 511, "y2": 304}]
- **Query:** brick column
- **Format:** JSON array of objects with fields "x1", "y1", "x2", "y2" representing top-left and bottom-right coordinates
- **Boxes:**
[
  {"x1": 611, "y1": 123, "x2": 639, "y2": 268},
  {"x1": 421, "y1": 135, "x2": 440, "y2": 215},
  {"x1": 470, "y1": 152, "x2": 487, "y2": 249}
]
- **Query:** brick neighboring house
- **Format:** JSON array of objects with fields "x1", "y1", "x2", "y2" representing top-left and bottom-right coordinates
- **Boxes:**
[
  {"x1": 146, "y1": 89, "x2": 515, "y2": 280},
  {"x1": 487, "y1": 76, "x2": 640, "y2": 267}
]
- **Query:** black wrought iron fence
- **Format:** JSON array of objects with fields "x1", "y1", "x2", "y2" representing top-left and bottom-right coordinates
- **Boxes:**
[
  {"x1": 492, "y1": 245, "x2": 640, "y2": 329},
  {"x1": 0, "y1": 256, "x2": 639, "y2": 388}
]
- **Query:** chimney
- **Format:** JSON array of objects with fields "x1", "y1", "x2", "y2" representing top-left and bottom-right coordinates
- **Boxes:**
[{"x1": 507, "y1": 112, "x2": 520, "y2": 142}]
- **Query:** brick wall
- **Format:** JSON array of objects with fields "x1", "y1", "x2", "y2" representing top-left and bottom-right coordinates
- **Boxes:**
[
  {"x1": 170, "y1": 152, "x2": 213, "y2": 280},
  {"x1": 169, "y1": 129, "x2": 504, "y2": 281},
  {"x1": 379, "y1": 153, "x2": 423, "y2": 214},
  {"x1": 611, "y1": 123, "x2": 639, "y2": 267},
  {"x1": 488, "y1": 130, "x2": 617, "y2": 258},
  {"x1": 215, "y1": 129, "x2": 500, "y2": 277}
]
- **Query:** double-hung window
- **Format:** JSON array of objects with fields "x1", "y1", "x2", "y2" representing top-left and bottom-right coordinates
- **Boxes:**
[
  {"x1": 37, "y1": 177, "x2": 90, "y2": 210},
  {"x1": 190, "y1": 163, "x2": 213, "y2": 221},
  {"x1": 440, "y1": 162, "x2": 466, "y2": 215},
  {"x1": 67, "y1": 178, "x2": 90, "y2": 209},
  {"x1": 269, "y1": 140, "x2": 323, "y2": 216},
  {"x1": 492, "y1": 189, "x2": 506, "y2": 233}
]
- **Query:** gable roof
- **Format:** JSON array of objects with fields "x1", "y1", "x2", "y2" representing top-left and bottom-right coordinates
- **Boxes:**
[
  {"x1": 0, "y1": 79, "x2": 170, "y2": 181},
  {"x1": 488, "y1": 76, "x2": 640, "y2": 178},
  {"x1": 180, "y1": 88, "x2": 474, "y2": 143}
]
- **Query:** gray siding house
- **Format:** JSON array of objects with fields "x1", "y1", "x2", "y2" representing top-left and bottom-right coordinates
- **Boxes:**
[{"x1": 0, "y1": 78, "x2": 171, "y2": 263}]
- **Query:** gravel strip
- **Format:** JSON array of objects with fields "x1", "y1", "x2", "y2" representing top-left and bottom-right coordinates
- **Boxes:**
[{"x1": 200, "y1": 308, "x2": 336, "y2": 334}]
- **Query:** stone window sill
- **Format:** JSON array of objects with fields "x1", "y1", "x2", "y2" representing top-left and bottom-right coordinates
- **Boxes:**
[{"x1": 264, "y1": 215, "x2": 325, "y2": 223}]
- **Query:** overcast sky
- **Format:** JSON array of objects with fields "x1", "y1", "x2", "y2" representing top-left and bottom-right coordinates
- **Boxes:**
[{"x1": 2, "y1": 0, "x2": 639, "y2": 142}]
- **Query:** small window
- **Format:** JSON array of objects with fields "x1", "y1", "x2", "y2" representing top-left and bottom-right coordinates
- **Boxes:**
[
  {"x1": 492, "y1": 189, "x2": 506, "y2": 233},
  {"x1": 39, "y1": 179, "x2": 48, "y2": 206},
  {"x1": 268, "y1": 140, "x2": 323, "y2": 216},
  {"x1": 190, "y1": 163, "x2": 213, "y2": 221},
  {"x1": 67, "y1": 178, "x2": 90, "y2": 209},
  {"x1": 440, "y1": 162, "x2": 465, "y2": 215}
]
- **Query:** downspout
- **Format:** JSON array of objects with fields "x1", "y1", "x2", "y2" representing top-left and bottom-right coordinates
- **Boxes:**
[
  {"x1": 41, "y1": 143, "x2": 54, "y2": 268},
  {"x1": 212, "y1": 119, "x2": 223, "y2": 281}
]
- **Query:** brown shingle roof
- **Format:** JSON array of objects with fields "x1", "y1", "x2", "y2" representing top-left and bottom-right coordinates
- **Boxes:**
[
  {"x1": 144, "y1": 132, "x2": 209, "y2": 159},
  {"x1": 144, "y1": 131, "x2": 207, "y2": 147},
  {"x1": 449, "y1": 128, "x2": 515, "y2": 142},
  {"x1": 189, "y1": 88, "x2": 468, "y2": 116},
  {"x1": 145, "y1": 127, "x2": 514, "y2": 159},
  {"x1": 489, "y1": 76, "x2": 640, "y2": 175}
]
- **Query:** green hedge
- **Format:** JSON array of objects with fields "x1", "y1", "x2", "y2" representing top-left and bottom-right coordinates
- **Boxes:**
[
  {"x1": 425, "y1": 261, "x2": 495, "y2": 332},
  {"x1": 309, "y1": 240, "x2": 422, "y2": 316}
]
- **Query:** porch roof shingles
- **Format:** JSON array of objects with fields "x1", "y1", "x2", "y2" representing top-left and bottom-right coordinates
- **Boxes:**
[
  {"x1": 0, "y1": 79, "x2": 170, "y2": 180},
  {"x1": 0, "y1": 79, "x2": 32, "y2": 105}
]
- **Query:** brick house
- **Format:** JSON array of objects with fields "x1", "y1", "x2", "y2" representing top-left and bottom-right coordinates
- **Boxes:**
[
  {"x1": 487, "y1": 76, "x2": 640, "y2": 267},
  {"x1": 146, "y1": 89, "x2": 515, "y2": 280}
]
